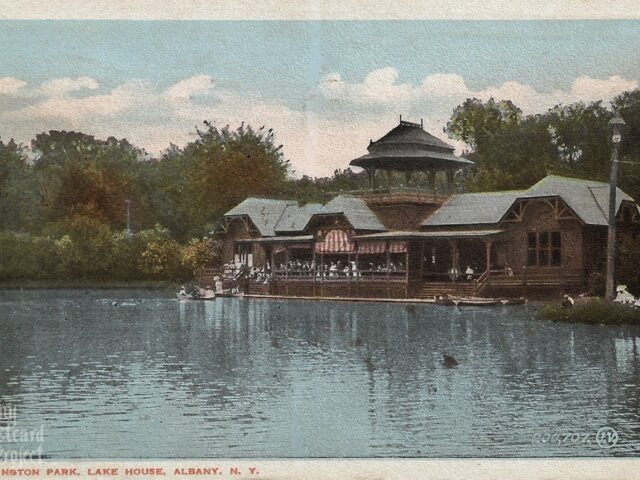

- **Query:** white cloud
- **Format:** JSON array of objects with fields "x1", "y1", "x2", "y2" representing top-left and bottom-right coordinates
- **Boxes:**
[
  {"x1": 0, "y1": 71, "x2": 637, "y2": 178},
  {"x1": 39, "y1": 76, "x2": 100, "y2": 97},
  {"x1": 165, "y1": 74, "x2": 216, "y2": 101},
  {"x1": 570, "y1": 75, "x2": 638, "y2": 101},
  {"x1": 420, "y1": 73, "x2": 469, "y2": 97},
  {"x1": 0, "y1": 77, "x2": 27, "y2": 96}
]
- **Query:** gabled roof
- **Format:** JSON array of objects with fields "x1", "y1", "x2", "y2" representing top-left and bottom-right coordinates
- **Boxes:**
[
  {"x1": 423, "y1": 190, "x2": 526, "y2": 226},
  {"x1": 274, "y1": 203, "x2": 323, "y2": 233},
  {"x1": 521, "y1": 175, "x2": 633, "y2": 226},
  {"x1": 224, "y1": 197, "x2": 294, "y2": 237},
  {"x1": 422, "y1": 175, "x2": 637, "y2": 228},
  {"x1": 314, "y1": 195, "x2": 386, "y2": 231}
]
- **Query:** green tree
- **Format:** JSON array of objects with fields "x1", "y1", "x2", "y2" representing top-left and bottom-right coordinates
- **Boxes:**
[
  {"x1": 613, "y1": 90, "x2": 640, "y2": 202},
  {"x1": 0, "y1": 139, "x2": 41, "y2": 231},
  {"x1": 446, "y1": 98, "x2": 554, "y2": 191},
  {"x1": 31, "y1": 131, "x2": 145, "y2": 228},
  {"x1": 545, "y1": 102, "x2": 612, "y2": 179},
  {"x1": 155, "y1": 122, "x2": 291, "y2": 240}
]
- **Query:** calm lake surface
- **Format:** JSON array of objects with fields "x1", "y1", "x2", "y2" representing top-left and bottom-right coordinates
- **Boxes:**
[{"x1": 1, "y1": 289, "x2": 640, "y2": 458}]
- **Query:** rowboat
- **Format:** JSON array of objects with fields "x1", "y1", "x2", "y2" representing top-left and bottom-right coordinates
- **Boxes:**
[
  {"x1": 438, "y1": 296, "x2": 526, "y2": 306},
  {"x1": 177, "y1": 287, "x2": 216, "y2": 301}
]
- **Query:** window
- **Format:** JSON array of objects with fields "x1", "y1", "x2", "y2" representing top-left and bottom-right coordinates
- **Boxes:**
[{"x1": 527, "y1": 231, "x2": 561, "y2": 267}]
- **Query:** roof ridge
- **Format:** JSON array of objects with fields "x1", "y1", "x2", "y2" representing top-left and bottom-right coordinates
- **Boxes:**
[
  {"x1": 587, "y1": 186, "x2": 609, "y2": 223},
  {"x1": 455, "y1": 189, "x2": 526, "y2": 197},
  {"x1": 241, "y1": 196, "x2": 296, "y2": 203},
  {"x1": 536, "y1": 174, "x2": 609, "y2": 186},
  {"x1": 273, "y1": 203, "x2": 293, "y2": 230}
]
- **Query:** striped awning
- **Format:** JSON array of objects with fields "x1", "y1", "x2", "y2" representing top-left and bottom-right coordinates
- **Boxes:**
[
  {"x1": 357, "y1": 240, "x2": 407, "y2": 254},
  {"x1": 315, "y1": 229, "x2": 355, "y2": 254},
  {"x1": 389, "y1": 240, "x2": 407, "y2": 253},
  {"x1": 357, "y1": 241, "x2": 386, "y2": 254}
]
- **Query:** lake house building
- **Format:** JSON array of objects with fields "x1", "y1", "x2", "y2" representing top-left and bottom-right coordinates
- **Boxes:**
[{"x1": 214, "y1": 119, "x2": 640, "y2": 299}]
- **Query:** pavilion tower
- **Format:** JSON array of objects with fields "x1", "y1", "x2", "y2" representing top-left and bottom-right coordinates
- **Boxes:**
[{"x1": 350, "y1": 117, "x2": 474, "y2": 191}]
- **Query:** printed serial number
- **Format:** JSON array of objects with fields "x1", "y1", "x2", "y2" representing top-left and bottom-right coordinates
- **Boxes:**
[
  {"x1": 531, "y1": 431, "x2": 593, "y2": 445},
  {"x1": 532, "y1": 427, "x2": 619, "y2": 449}
]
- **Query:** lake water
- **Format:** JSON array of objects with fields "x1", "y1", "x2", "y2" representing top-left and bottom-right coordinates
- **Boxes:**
[{"x1": 1, "y1": 289, "x2": 639, "y2": 458}]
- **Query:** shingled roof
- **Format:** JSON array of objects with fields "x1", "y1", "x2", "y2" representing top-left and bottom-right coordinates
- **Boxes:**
[
  {"x1": 274, "y1": 203, "x2": 323, "y2": 233},
  {"x1": 522, "y1": 175, "x2": 634, "y2": 226},
  {"x1": 422, "y1": 190, "x2": 526, "y2": 226},
  {"x1": 315, "y1": 195, "x2": 386, "y2": 231},
  {"x1": 350, "y1": 120, "x2": 474, "y2": 172},
  {"x1": 423, "y1": 175, "x2": 637, "y2": 228},
  {"x1": 224, "y1": 198, "x2": 295, "y2": 237}
]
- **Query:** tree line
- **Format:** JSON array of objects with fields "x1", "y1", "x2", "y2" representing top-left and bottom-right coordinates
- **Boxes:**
[{"x1": 0, "y1": 89, "x2": 639, "y2": 284}]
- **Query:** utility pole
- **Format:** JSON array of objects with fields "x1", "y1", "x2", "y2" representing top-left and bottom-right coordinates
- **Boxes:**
[
  {"x1": 605, "y1": 116, "x2": 625, "y2": 302},
  {"x1": 125, "y1": 199, "x2": 133, "y2": 238}
]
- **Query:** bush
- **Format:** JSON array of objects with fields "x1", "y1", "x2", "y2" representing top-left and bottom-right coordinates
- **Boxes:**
[
  {"x1": 0, "y1": 222, "x2": 218, "y2": 283},
  {"x1": 53, "y1": 215, "x2": 114, "y2": 278},
  {"x1": 181, "y1": 237, "x2": 220, "y2": 276},
  {"x1": 541, "y1": 298, "x2": 640, "y2": 325},
  {"x1": 141, "y1": 239, "x2": 189, "y2": 280}
]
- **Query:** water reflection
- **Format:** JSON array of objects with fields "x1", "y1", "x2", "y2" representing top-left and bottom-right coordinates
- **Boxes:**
[{"x1": 1, "y1": 289, "x2": 640, "y2": 457}]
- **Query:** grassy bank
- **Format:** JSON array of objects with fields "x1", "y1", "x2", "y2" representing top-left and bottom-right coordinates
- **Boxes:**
[{"x1": 541, "y1": 298, "x2": 640, "y2": 325}]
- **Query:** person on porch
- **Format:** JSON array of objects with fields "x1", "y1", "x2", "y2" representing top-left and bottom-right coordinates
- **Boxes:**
[
  {"x1": 449, "y1": 266, "x2": 459, "y2": 281},
  {"x1": 465, "y1": 265, "x2": 474, "y2": 281}
]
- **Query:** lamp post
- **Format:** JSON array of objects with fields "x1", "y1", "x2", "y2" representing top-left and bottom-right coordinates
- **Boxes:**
[{"x1": 605, "y1": 116, "x2": 625, "y2": 302}]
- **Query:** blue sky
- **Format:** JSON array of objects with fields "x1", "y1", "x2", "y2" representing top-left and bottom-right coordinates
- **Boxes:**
[{"x1": 0, "y1": 20, "x2": 639, "y2": 176}]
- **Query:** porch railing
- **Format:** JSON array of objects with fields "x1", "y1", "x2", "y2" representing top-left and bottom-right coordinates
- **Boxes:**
[{"x1": 269, "y1": 269, "x2": 407, "y2": 282}]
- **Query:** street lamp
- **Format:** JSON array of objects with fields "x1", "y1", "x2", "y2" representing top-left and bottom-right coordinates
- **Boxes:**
[{"x1": 605, "y1": 116, "x2": 625, "y2": 302}]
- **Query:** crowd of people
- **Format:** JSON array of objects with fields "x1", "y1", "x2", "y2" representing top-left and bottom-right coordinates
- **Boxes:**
[
  {"x1": 218, "y1": 258, "x2": 408, "y2": 285},
  {"x1": 223, "y1": 259, "x2": 518, "y2": 286},
  {"x1": 272, "y1": 259, "x2": 406, "y2": 278}
]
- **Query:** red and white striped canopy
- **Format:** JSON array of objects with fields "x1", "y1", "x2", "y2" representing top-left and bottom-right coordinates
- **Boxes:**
[
  {"x1": 357, "y1": 241, "x2": 386, "y2": 254},
  {"x1": 357, "y1": 240, "x2": 407, "y2": 254},
  {"x1": 389, "y1": 240, "x2": 407, "y2": 253},
  {"x1": 315, "y1": 229, "x2": 355, "y2": 254}
]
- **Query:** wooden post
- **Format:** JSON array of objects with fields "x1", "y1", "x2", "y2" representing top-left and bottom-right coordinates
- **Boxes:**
[
  {"x1": 446, "y1": 169, "x2": 455, "y2": 193},
  {"x1": 270, "y1": 249, "x2": 275, "y2": 276},
  {"x1": 285, "y1": 247, "x2": 290, "y2": 281},
  {"x1": 367, "y1": 168, "x2": 376, "y2": 189},
  {"x1": 448, "y1": 239, "x2": 458, "y2": 282},
  {"x1": 312, "y1": 244, "x2": 316, "y2": 296},
  {"x1": 320, "y1": 250, "x2": 324, "y2": 296},
  {"x1": 386, "y1": 240, "x2": 391, "y2": 278},
  {"x1": 484, "y1": 240, "x2": 492, "y2": 274},
  {"x1": 405, "y1": 243, "x2": 409, "y2": 298},
  {"x1": 355, "y1": 248, "x2": 359, "y2": 282},
  {"x1": 386, "y1": 240, "x2": 391, "y2": 297},
  {"x1": 285, "y1": 246, "x2": 289, "y2": 296},
  {"x1": 347, "y1": 252, "x2": 351, "y2": 297}
]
